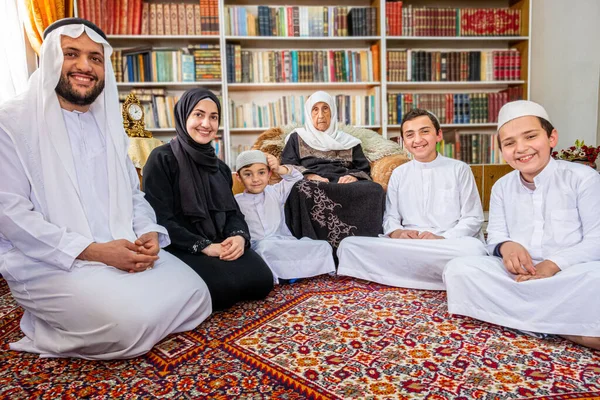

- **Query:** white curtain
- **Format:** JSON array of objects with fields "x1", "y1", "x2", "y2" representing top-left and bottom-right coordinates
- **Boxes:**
[{"x1": 0, "y1": 0, "x2": 29, "y2": 104}]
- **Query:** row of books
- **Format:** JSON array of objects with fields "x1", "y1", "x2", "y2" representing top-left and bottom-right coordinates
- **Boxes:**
[
  {"x1": 385, "y1": 2, "x2": 522, "y2": 37},
  {"x1": 75, "y1": 0, "x2": 219, "y2": 36},
  {"x1": 387, "y1": 49, "x2": 521, "y2": 82},
  {"x1": 142, "y1": 1, "x2": 219, "y2": 36},
  {"x1": 119, "y1": 89, "x2": 222, "y2": 130},
  {"x1": 229, "y1": 90, "x2": 381, "y2": 129},
  {"x1": 224, "y1": 6, "x2": 377, "y2": 37},
  {"x1": 442, "y1": 132, "x2": 505, "y2": 165},
  {"x1": 226, "y1": 46, "x2": 379, "y2": 83},
  {"x1": 388, "y1": 88, "x2": 523, "y2": 126},
  {"x1": 111, "y1": 45, "x2": 221, "y2": 83}
]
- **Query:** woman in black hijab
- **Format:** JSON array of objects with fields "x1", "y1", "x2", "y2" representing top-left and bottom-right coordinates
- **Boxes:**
[{"x1": 143, "y1": 88, "x2": 273, "y2": 311}]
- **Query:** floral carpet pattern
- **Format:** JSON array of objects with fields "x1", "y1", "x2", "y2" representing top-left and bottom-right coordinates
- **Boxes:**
[{"x1": 1, "y1": 275, "x2": 599, "y2": 399}]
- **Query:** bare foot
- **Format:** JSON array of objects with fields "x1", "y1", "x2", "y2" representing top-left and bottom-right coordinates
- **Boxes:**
[{"x1": 561, "y1": 335, "x2": 600, "y2": 351}]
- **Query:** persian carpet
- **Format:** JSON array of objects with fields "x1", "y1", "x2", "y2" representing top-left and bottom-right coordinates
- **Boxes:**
[{"x1": 1, "y1": 275, "x2": 599, "y2": 399}]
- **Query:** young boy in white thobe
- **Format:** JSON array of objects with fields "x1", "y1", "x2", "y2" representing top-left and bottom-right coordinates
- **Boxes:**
[
  {"x1": 443, "y1": 100, "x2": 600, "y2": 350},
  {"x1": 234, "y1": 150, "x2": 335, "y2": 283},
  {"x1": 337, "y1": 108, "x2": 487, "y2": 290}
]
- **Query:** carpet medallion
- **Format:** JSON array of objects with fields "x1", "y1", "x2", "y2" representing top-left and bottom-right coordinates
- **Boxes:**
[{"x1": 1, "y1": 275, "x2": 599, "y2": 399}]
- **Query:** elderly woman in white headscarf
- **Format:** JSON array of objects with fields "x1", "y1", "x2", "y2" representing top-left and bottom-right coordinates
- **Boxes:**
[
  {"x1": 281, "y1": 91, "x2": 385, "y2": 250},
  {"x1": 281, "y1": 91, "x2": 371, "y2": 183}
]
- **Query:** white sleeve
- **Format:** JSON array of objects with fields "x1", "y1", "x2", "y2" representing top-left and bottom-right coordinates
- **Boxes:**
[
  {"x1": 485, "y1": 181, "x2": 512, "y2": 255},
  {"x1": 273, "y1": 166, "x2": 304, "y2": 203},
  {"x1": 546, "y1": 172, "x2": 600, "y2": 270},
  {"x1": 383, "y1": 169, "x2": 405, "y2": 235},
  {"x1": 441, "y1": 164, "x2": 484, "y2": 239},
  {"x1": 0, "y1": 128, "x2": 92, "y2": 270},
  {"x1": 127, "y1": 158, "x2": 170, "y2": 248}
]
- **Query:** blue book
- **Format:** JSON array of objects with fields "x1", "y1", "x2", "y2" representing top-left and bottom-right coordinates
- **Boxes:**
[
  {"x1": 463, "y1": 93, "x2": 470, "y2": 124},
  {"x1": 291, "y1": 51, "x2": 298, "y2": 82},
  {"x1": 181, "y1": 54, "x2": 195, "y2": 82},
  {"x1": 126, "y1": 56, "x2": 134, "y2": 82},
  {"x1": 240, "y1": 8, "x2": 247, "y2": 36}
]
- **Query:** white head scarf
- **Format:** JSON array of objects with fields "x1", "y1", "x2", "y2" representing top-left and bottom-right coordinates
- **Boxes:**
[
  {"x1": 287, "y1": 91, "x2": 361, "y2": 152},
  {"x1": 0, "y1": 23, "x2": 135, "y2": 242}
]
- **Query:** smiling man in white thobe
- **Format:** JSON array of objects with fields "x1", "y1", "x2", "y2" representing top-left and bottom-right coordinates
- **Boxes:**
[
  {"x1": 337, "y1": 109, "x2": 487, "y2": 290},
  {"x1": 0, "y1": 18, "x2": 211, "y2": 359},
  {"x1": 443, "y1": 100, "x2": 600, "y2": 350}
]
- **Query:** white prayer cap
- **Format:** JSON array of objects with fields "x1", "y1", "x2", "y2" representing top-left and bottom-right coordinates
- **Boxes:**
[
  {"x1": 236, "y1": 150, "x2": 267, "y2": 171},
  {"x1": 497, "y1": 100, "x2": 551, "y2": 130}
]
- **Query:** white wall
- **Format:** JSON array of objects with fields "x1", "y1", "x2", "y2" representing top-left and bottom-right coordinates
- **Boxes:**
[{"x1": 530, "y1": 0, "x2": 600, "y2": 149}]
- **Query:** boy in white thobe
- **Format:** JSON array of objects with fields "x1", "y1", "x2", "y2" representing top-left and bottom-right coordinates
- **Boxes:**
[
  {"x1": 444, "y1": 100, "x2": 600, "y2": 350},
  {"x1": 337, "y1": 109, "x2": 487, "y2": 290},
  {"x1": 234, "y1": 150, "x2": 335, "y2": 283},
  {"x1": 0, "y1": 19, "x2": 211, "y2": 360}
]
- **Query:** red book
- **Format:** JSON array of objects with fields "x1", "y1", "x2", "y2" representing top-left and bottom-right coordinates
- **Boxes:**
[
  {"x1": 287, "y1": 7, "x2": 293, "y2": 37},
  {"x1": 106, "y1": 0, "x2": 113, "y2": 34},
  {"x1": 514, "y1": 50, "x2": 521, "y2": 80},
  {"x1": 212, "y1": 0, "x2": 219, "y2": 35},
  {"x1": 85, "y1": 0, "x2": 94, "y2": 26},
  {"x1": 120, "y1": 0, "x2": 128, "y2": 35},
  {"x1": 128, "y1": 0, "x2": 138, "y2": 35},
  {"x1": 135, "y1": 0, "x2": 142, "y2": 35},
  {"x1": 94, "y1": 0, "x2": 102, "y2": 30},
  {"x1": 328, "y1": 51, "x2": 335, "y2": 81},
  {"x1": 385, "y1": 2, "x2": 390, "y2": 35},
  {"x1": 396, "y1": 2, "x2": 401, "y2": 36},
  {"x1": 390, "y1": 3, "x2": 396, "y2": 36}
]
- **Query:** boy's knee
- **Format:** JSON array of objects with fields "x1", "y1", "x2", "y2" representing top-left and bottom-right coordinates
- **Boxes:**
[{"x1": 443, "y1": 256, "x2": 479, "y2": 280}]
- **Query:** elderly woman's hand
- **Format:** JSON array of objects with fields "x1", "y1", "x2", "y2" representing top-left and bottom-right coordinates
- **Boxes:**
[
  {"x1": 305, "y1": 174, "x2": 329, "y2": 182},
  {"x1": 338, "y1": 175, "x2": 358, "y2": 184}
]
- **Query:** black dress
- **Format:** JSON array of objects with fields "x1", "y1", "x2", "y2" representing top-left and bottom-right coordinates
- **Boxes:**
[
  {"x1": 143, "y1": 144, "x2": 273, "y2": 311},
  {"x1": 281, "y1": 132, "x2": 385, "y2": 249}
]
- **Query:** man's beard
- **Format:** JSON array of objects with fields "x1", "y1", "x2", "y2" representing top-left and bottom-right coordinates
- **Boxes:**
[{"x1": 55, "y1": 72, "x2": 105, "y2": 106}]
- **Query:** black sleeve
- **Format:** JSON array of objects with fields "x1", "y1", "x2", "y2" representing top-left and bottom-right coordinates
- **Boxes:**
[
  {"x1": 348, "y1": 144, "x2": 372, "y2": 180},
  {"x1": 221, "y1": 162, "x2": 251, "y2": 247},
  {"x1": 281, "y1": 132, "x2": 302, "y2": 166},
  {"x1": 142, "y1": 147, "x2": 212, "y2": 253}
]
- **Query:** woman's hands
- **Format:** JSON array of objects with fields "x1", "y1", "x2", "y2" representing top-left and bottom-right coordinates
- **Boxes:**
[
  {"x1": 202, "y1": 236, "x2": 246, "y2": 261},
  {"x1": 338, "y1": 175, "x2": 358, "y2": 184},
  {"x1": 305, "y1": 174, "x2": 358, "y2": 183},
  {"x1": 305, "y1": 174, "x2": 329, "y2": 182}
]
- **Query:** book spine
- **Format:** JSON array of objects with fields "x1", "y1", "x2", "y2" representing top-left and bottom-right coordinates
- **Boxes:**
[
  {"x1": 194, "y1": 5, "x2": 202, "y2": 35},
  {"x1": 149, "y1": 3, "x2": 157, "y2": 35},
  {"x1": 140, "y1": 1, "x2": 149, "y2": 35},
  {"x1": 156, "y1": 4, "x2": 164, "y2": 35},
  {"x1": 178, "y1": 4, "x2": 186, "y2": 35},
  {"x1": 186, "y1": 4, "x2": 195, "y2": 35}
]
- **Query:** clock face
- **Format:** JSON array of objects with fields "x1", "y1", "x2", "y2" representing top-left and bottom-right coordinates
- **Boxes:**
[{"x1": 128, "y1": 104, "x2": 143, "y2": 121}]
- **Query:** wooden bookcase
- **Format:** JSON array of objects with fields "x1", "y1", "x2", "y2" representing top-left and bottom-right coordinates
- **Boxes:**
[{"x1": 75, "y1": 0, "x2": 530, "y2": 182}]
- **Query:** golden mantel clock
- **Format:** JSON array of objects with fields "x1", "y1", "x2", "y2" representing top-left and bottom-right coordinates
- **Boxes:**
[{"x1": 122, "y1": 92, "x2": 153, "y2": 138}]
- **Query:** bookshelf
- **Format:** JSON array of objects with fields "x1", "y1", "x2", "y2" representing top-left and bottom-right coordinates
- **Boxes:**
[{"x1": 76, "y1": 0, "x2": 531, "y2": 169}]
